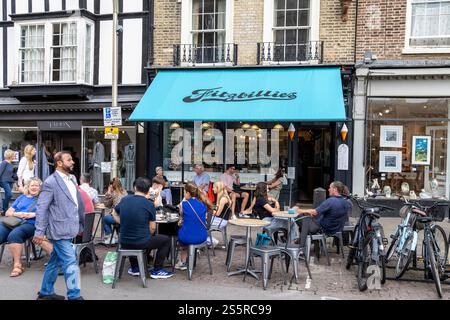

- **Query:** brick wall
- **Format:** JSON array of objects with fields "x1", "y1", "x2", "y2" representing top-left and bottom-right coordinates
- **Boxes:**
[
  {"x1": 356, "y1": 0, "x2": 450, "y2": 61},
  {"x1": 320, "y1": 0, "x2": 356, "y2": 64},
  {"x1": 233, "y1": 0, "x2": 264, "y2": 65},
  {"x1": 153, "y1": 0, "x2": 181, "y2": 66}
]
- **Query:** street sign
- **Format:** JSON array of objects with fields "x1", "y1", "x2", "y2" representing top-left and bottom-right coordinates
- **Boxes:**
[
  {"x1": 287, "y1": 166, "x2": 296, "y2": 180},
  {"x1": 103, "y1": 106, "x2": 122, "y2": 127},
  {"x1": 104, "y1": 127, "x2": 119, "y2": 139}
]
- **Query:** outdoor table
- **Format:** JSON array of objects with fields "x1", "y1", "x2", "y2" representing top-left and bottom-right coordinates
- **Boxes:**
[
  {"x1": 271, "y1": 211, "x2": 300, "y2": 248},
  {"x1": 240, "y1": 185, "x2": 256, "y2": 200},
  {"x1": 227, "y1": 218, "x2": 270, "y2": 280},
  {"x1": 155, "y1": 214, "x2": 180, "y2": 268}
]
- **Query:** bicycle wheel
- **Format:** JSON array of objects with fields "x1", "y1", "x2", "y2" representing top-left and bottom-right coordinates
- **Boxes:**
[
  {"x1": 357, "y1": 232, "x2": 376, "y2": 291},
  {"x1": 427, "y1": 240, "x2": 443, "y2": 298},
  {"x1": 395, "y1": 234, "x2": 413, "y2": 279},
  {"x1": 431, "y1": 224, "x2": 449, "y2": 269},
  {"x1": 385, "y1": 235, "x2": 399, "y2": 263}
]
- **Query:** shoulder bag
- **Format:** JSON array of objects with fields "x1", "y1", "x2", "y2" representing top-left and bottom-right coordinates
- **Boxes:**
[
  {"x1": 185, "y1": 200, "x2": 208, "y2": 230},
  {"x1": 1, "y1": 197, "x2": 38, "y2": 229}
]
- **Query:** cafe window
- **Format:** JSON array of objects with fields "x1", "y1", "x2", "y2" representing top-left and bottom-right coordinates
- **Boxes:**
[
  {"x1": 82, "y1": 126, "x2": 136, "y2": 194},
  {"x1": 366, "y1": 98, "x2": 450, "y2": 199}
]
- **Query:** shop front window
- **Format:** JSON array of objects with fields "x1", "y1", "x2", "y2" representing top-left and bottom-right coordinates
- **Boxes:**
[
  {"x1": 162, "y1": 121, "x2": 288, "y2": 184},
  {"x1": 82, "y1": 126, "x2": 136, "y2": 194},
  {"x1": 366, "y1": 98, "x2": 450, "y2": 199}
]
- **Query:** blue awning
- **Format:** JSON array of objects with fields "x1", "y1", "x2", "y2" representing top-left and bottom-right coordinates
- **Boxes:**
[{"x1": 129, "y1": 67, "x2": 346, "y2": 122}]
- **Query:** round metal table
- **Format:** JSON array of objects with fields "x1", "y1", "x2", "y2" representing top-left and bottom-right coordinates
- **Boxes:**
[
  {"x1": 271, "y1": 210, "x2": 300, "y2": 248},
  {"x1": 227, "y1": 218, "x2": 270, "y2": 280}
]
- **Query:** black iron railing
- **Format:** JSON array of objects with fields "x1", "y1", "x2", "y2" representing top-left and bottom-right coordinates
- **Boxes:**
[
  {"x1": 173, "y1": 43, "x2": 238, "y2": 66},
  {"x1": 257, "y1": 41, "x2": 324, "y2": 64}
]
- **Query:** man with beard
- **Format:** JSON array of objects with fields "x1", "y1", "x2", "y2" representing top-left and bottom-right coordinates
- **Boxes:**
[{"x1": 33, "y1": 151, "x2": 85, "y2": 300}]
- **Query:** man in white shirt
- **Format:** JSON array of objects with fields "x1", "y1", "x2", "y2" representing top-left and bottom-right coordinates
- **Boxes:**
[{"x1": 79, "y1": 173, "x2": 99, "y2": 204}]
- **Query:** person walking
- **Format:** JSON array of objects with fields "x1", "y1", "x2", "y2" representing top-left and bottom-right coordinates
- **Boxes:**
[
  {"x1": 0, "y1": 149, "x2": 16, "y2": 213},
  {"x1": 33, "y1": 151, "x2": 85, "y2": 300}
]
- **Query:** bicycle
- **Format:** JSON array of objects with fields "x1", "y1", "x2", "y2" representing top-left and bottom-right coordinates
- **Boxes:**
[
  {"x1": 385, "y1": 197, "x2": 422, "y2": 279},
  {"x1": 345, "y1": 195, "x2": 393, "y2": 291},
  {"x1": 399, "y1": 201, "x2": 448, "y2": 298}
]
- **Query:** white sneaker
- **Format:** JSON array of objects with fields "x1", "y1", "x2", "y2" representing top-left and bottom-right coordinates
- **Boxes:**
[
  {"x1": 103, "y1": 236, "x2": 116, "y2": 245},
  {"x1": 174, "y1": 261, "x2": 187, "y2": 271},
  {"x1": 212, "y1": 237, "x2": 219, "y2": 248}
]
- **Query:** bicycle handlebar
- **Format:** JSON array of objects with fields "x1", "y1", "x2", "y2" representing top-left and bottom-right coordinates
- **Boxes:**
[{"x1": 347, "y1": 195, "x2": 394, "y2": 212}]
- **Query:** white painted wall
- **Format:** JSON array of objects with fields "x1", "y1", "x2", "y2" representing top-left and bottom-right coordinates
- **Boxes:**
[
  {"x1": 6, "y1": 1, "x2": 11, "y2": 20},
  {"x1": 32, "y1": 0, "x2": 45, "y2": 13},
  {"x1": 100, "y1": 0, "x2": 113, "y2": 14},
  {"x1": 66, "y1": 0, "x2": 79, "y2": 11},
  {"x1": 15, "y1": 0, "x2": 28, "y2": 14},
  {"x1": 123, "y1": 0, "x2": 142, "y2": 13},
  {"x1": 98, "y1": 20, "x2": 113, "y2": 85},
  {"x1": 0, "y1": 32, "x2": 3, "y2": 87},
  {"x1": 87, "y1": 0, "x2": 95, "y2": 12},
  {"x1": 7, "y1": 27, "x2": 15, "y2": 86},
  {"x1": 122, "y1": 19, "x2": 142, "y2": 84},
  {"x1": 49, "y1": 0, "x2": 62, "y2": 11}
]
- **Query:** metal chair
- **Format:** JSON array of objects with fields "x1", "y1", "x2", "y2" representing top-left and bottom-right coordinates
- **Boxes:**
[
  {"x1": 0, "y1": 238, "x2": 37, "y2": 268},
  {"x1": 74, "y1": 212, "x2": 99, "y2": 273},
  {"x1": 208, "y1": 212, "x2": 229, "y2": 256},
  {"x1": 186, "y1": 241, "x2": 213, "y2": 280},
  {"x1": 225, "y1": 235, "x2": 255, "y2": 271},
  {"x1": 112, "y1": 248, "x2": 149, "y2": 288},
  {"x1": 305, "y1": 232, "x2": 331, "y2": 266},
  {"x1": 263, "y1": 225, "x2": 287, "y2": 245},
  {"x1": 248, "y1": 245, "x2": 286, "y2": 290},
  {"x1": 280, "y1": 244, "x2": 312, "y2": 284}
]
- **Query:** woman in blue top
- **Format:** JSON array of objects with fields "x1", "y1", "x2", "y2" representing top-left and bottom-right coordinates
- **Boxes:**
[
  {"x1": 175, "y1": 182, "x2": 212, "y2": 270},
  {"x1": 0, "y1": 177, "x2": 43, "y2": 277}
]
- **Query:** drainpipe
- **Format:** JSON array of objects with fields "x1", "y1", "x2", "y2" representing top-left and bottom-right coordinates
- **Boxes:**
[
  {"x1": 354, "y1": 0, "x2": 359, "y2": 63},
  {"x1": 149, "y1": 0, "x2": 154, "y2": 66}
]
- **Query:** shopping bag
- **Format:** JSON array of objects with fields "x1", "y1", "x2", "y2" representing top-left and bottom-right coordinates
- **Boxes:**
[{"x1": 102, "y1": 251, "x2": 118, "y2": 284}]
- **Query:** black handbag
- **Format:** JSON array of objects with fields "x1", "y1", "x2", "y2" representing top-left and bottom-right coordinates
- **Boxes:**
[{"x1": 1, "y1": 216, "x2": 22, "y2": 229}]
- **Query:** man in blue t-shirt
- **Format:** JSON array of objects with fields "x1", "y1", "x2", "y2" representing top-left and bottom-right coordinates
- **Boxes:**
[
  {"x1": 296, "y1": 181, "x2": 352, "y2": 248},
  {"x1": 112, "y1": 177, "x2": 173, "y2": 279}
]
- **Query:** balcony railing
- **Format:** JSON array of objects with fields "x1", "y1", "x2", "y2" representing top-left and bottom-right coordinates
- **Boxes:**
[
  {"x1": 257, "y1": 41, "x2": 324, "y2": 65},
  {"x1": 173, "y1": 43, "x2": 238, "y2": 66}
]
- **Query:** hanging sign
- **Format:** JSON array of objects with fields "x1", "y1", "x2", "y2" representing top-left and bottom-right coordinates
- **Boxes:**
[
  {"x1": 104, "y1": 127, "x2": 119, "y2": 139},
  {"x1": 101, "y1": 162, "x2": 111, "y2": 173},
  {"x1": 103, "y1": 106, "x2": 122, "y2": 127},
  {"x1": 287, "y1": 166, "x2": 296, "y2": 180},
  {"x1": 338, "y1": 144, "x2": 349, "y2": 170}
]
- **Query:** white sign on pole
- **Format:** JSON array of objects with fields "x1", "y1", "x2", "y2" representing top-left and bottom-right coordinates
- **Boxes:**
[
  {"x1": 101, "y1": 162, "x2": 112, "y2": 173},
  {"x1": 338, "y1": 144, "x2": 349, "y2": 170},
  {"x1": 103, "y1": 106, "x2": 122, "y2": 127},
  {"x1": 287, "y1": 166, "x2": 296, "y2": 180}
]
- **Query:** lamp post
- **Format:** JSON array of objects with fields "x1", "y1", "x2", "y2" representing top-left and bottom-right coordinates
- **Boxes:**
[
  {"x1": 110, "y1": 0, "x2": 119, "y2": 179},
  {"x1": 288, "y1": 123, "x2": 295, "y2": 207}
]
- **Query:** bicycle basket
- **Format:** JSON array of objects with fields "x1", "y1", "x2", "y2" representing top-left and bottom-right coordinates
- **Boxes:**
[{"x1": 429, "y1": 204, "x2": 448, "y2": 222}]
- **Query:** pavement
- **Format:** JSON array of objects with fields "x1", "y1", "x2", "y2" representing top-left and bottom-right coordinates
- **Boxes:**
[{"x1": 1, "y1": 217, "x2": 450, "y2": 300}]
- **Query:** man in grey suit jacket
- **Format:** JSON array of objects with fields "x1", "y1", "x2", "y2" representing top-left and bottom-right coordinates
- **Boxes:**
[{"x1": 33, "y1": 151, "x2": 85, "y2": 300}]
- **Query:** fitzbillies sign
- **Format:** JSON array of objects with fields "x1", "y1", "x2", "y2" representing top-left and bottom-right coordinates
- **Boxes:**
[{"x1": 183, "y1": 87, "x2": 298, "y2": 103}]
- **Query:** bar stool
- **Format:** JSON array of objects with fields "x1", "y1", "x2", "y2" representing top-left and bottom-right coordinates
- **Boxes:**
[
  {"x1": 225, "y1": 235, "x2": 254, "y2": 271},
  {"x1": 248, "y1": 245, "x2": 286, "y2": 290},
  {"x1": 112, "y1": 249, "x2": 149, "y2": 288}
]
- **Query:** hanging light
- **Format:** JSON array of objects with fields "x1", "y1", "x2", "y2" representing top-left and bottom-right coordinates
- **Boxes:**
[
  {"x1": 340, "y1": 123, "x2": 348, "y2": 141},
  {"x1": 273, "y1": 123, "x2": 284, "y2": 130},
  {"x1": 251, "y1": 124, "x2": 259, "y2": 130},
  {"x1": 242, "y1": 123, "x2": 251, "y2": 129},
  {"x1": 201, "y1": 122, "x2": 210, "y2": 129},
  {"x1": 288, "y1": 123, "x2": 295, "y2": 141},
  {"x1": 170, "y1": 122, "x2": 180, "y2": 129}
]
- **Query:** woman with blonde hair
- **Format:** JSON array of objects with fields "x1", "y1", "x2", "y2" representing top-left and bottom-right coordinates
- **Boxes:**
[
  {"x1": 0, "y1": 149, "x2": 16, "y2": 212},
  {"x1": 0, "y1": 177, "x2": 52, "y2": 277},
  {"x1": 212, "y1": 181, "x2": 232, "y2": 227},
  {"x1": 17, "y1": 145, "x2": 36, "y2": 192}
]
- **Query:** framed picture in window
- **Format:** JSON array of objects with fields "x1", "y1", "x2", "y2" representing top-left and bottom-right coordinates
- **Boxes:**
[
  {"x1": 380, "y1": 125, "x2": 403, "y2": 148},
  {"x1": 379, "y1": 151, "x2": 402, "y2": 173},
  {"x1": 412, "y1": 136, "x2": 431, "y2": 165}
]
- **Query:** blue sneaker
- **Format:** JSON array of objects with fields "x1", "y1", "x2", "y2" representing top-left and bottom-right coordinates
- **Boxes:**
[
  {"x1": 127, "y1": 267, "x2": 140, "y2": 276},
  {"x1": 150, "y1": 268, "x2": 174, "y2": 279}
]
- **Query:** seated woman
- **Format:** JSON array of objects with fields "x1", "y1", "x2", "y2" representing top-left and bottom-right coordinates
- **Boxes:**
[
  {"x1": 253, "y1": 182, "x2": 299, "y2": 243},
  {"x1": 102, "y1": 178, "x2": 127, "y2": 244},
  {"x1": 0, "y1": 178, "x2": 52, "y2": 277},
  {"x1": 175, "y1": 182, "x2": 212, "y2": 270},
  {"x1": 267, "y1": 168, "x2": 287, "y2": 201},
  {"x1": 155, "y1": 166, "x2": 173, "y2": 205},
  {"x1": 206, "y1": 181, "x2": 232, "y2": 247}
]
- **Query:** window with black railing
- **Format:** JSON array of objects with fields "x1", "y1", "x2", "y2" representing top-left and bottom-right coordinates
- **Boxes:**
[
  {"x1": 257, "y1": 41, "x2": 323, "y2": 64},
  {"x1": 173, "y1": 43, "x2": 237, "y2": 65}
]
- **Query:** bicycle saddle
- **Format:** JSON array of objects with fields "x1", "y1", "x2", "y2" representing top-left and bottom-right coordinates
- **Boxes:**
[
  {"x1": 416, "y1": 216, "x2": 433, "y2": 223},
  {"x1": 412, "y1": 208, "x2": 427, "y2": 216}
]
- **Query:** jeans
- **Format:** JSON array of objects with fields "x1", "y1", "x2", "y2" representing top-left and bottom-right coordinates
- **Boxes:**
[
  {"x1": 263, "y1": 217, "x2": 299, "y2": 243},
  {"x1": 161, "y1": 189, "x2": 172, "y2": 205},
  {"x1": 121, "y1": 234, "x2": 171, "y2": 270},
  {"x1": 0, "y1": 181, "x2": 13, "y2": 212},
  {"x1": 297, "y1": 216, "x2": 321, "y2": 247},
  {"x1": 0, "y1": 223, "x2": 35, "y2": 244},
  {"x1": 103, "y1": 214, "x2": 116, "y2": 235},
  {"x1": 207, "y1": 217, "x2": 228, "y2": 245},
  {"x1": 39, "y1": 239, "x2": 81, "y2": 300}
]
